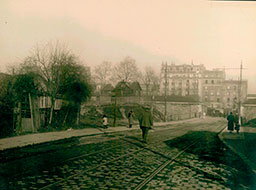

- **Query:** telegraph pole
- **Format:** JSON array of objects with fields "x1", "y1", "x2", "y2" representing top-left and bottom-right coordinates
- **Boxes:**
[
  {"x1": 164, "y1": 62, "x2": 168, "y2": 122},
  {"x1": 238, "y1": 61, "x2": 243, "y2": 125}
]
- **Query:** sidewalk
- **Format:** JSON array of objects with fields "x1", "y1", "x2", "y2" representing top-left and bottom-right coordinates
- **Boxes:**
[
  {"x1": 218, "y1": 125, "x2": 256, "y2": 174},
  {"x1": 0, "y1": 117, "x2": 203, "y2": 152}
]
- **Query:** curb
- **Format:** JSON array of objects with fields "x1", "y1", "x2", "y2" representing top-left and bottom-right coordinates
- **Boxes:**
[
  {"x1": 218, "y1": 127, "x2": 256, "y2": 175},
  {"x1": 0, "y1": 117, "x2": 217, "y2": 161}
]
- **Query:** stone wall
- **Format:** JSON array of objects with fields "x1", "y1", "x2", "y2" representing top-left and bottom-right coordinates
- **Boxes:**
[
  {"x1": 242, "y1": 104, "x2": 256, "y2": 122},
  {"x1": 154, "y1": 101, "x2": 202, "y2": 121}
]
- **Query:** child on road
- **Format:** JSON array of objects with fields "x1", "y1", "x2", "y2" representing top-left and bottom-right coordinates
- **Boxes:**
[{"x1": 103, "y1": 115, "x2": 108, "y2": 129}]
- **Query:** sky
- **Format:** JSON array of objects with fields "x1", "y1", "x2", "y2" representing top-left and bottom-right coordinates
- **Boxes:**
[{"x1": 0, "y1": 0, "x2": 256, "y2": 92}]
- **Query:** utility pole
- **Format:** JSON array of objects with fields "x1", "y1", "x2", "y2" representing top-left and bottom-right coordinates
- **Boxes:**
[
  {"x1": 238, "y1": 61, "x2": 243, "y2": 125},
  {"x1": 112, "y1": 89, "x2": 117, "y2": 127},
  {"x1": 164, "y1": 62, "x2": 168, "y2": 122}
]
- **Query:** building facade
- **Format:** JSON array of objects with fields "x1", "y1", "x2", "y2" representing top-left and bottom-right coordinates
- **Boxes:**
[
  {"x1": 160, "y1": 63, "x2": 248, "y2": 113},
  {"x1": 201, "y1": 69, "x2": 225, "y2": 110},
  {"x1": 222, "y1": 80, "x2": 247, "y2": 113},
  {"x1": 160, "y1": 63, "x2": 205, "y2": 97}
]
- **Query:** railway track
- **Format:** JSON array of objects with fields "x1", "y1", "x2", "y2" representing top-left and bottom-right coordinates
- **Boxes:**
[
  {"x1": 37, "y1": 123, "x2": 226, "y2": 190},
  {"x1": 133, "y1": 124, "x2": 226, "y2": 190},
  {"x1": 2, "y1": 120, "x2": 227, "y2": 190}
]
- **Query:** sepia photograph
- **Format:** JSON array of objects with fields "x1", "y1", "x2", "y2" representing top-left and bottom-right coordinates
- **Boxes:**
[{"x1": 1, "y1": 0, "x2": 256, "y2": 189}]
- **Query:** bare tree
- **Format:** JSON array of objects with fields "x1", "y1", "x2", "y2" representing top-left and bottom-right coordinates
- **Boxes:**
[
  {"x1": 142, "y1": 66, "x2": 160, "y2": 96},
  {"x1": 112, "y1": 56, "x2": 140, "y2": 84},
  {"x1": 93, "y1": 61, "x2": 112, "y2": 91},
  {"x1": 21, "y1": 41, "x2": 81, "y2": 127}
]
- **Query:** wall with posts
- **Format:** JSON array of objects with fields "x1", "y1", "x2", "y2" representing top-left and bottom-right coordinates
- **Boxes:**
[
  {"x1": 242, "y1": 104, "x2": 256, "y2": 122},
  {"x1": 154, "y1": 101, "x2": 202, "y2": 121}
]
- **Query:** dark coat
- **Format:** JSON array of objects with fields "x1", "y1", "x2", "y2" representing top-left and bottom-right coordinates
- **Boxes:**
[
  {"x1": 227, "y1": 114, "x2": 234, "y2": 131},
  {"x1": 139, "y1": 109, "x2": 153, "y2": 128}
]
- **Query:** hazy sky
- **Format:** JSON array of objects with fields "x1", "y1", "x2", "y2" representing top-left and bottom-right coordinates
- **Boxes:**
[{"x1": 0, "y1": 0, "x2": 256, "y2": 92}]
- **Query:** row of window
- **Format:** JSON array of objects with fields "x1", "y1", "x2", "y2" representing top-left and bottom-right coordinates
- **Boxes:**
[
  {"x1": 168, "y1": 67, "x2": 197, "y2": 72},
  {"x1": 205, "y1": 97, "x2": 220, "y2": 102},
  {"x1": 205, "y1": 80, "x2": 216, "y2": 84},
  {"x1": 204, "y1": 74, "x2": 222, "y2": 78},
  {"x1": 204, "y1": 91, "x2": 237, "y2": 96},
  {"x1": 204, "y1": 97, "x2": 237, "y2": 103}
]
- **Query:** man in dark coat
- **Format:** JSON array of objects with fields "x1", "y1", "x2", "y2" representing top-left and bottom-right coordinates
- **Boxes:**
[
  {"x1": 138, "y1": 106, "x2": 153, "y2": 143},
  {"x1": 227, "y1": 112, "x2": 235, "y2": 133},
  {"x1": 128, "y1": 110, "x2": 133, "y2": 128}
]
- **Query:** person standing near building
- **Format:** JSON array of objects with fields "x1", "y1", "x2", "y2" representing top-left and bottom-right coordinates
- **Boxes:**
[
  {"x1": 102, "y1": 114, "x2": 108, "y2": 129},
  {"x1": 138, "y1": 106, "x2": 153, "y2": 143},
  {"x1": 227, "y1": 112, "x2": 234, "y2": 133},
  {"x1": 128, "y1": 110, "x2": 133, "y2": 128}
]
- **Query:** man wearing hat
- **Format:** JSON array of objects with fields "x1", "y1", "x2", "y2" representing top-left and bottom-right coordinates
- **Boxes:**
[{"x1": 138, "y1": 105, "x2": 153, "y2": 143}]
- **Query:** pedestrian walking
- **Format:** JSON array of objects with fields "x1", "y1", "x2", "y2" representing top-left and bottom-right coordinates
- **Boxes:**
[
  {"x1": 234, "y1": 113, "x2": 240, "y2": 134},
  {"x1": 128, "y1": 110, "x2": 133, "y2": 128},
  {"x1": 138, "y1": 106, "x2": 153, "y2": 143},
  {"x1": 227, "y1": 112, "x2": 234, "y2": 133},
  {"x1": 102, "y1": 115, "x2": 108, "y2": 129}
]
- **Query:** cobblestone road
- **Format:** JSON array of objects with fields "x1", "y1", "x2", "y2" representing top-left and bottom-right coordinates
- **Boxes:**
[{"x1": 1, "y1": 119, "x2": 255, "y2": 190}]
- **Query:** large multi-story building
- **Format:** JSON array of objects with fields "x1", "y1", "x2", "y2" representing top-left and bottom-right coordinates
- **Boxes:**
[
  {"x1": 201, "y1": 69, "x2": 225, "y2": 109},
  {"x1": 160, "y1": 63, "x2": 248, "y2": 112},
  {"x1": 160, "y1": 62, "x2": 205, "y2": 97},
  {"x1": 222, "y1": 80, "x2": 247, "y2": 112}
]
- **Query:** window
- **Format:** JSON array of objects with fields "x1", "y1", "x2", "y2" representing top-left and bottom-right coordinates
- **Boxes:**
[
  {"x1": 205, "y1": 96, "x2": 208, "y2": 102},
  {"x1": 217, "y1": 98, "x2": 220, "y2": 102},
  {"x1": 21, "y1": 96, "x2": 31, "y2": 118},
  {"x1": 227, "y1": 98, "x2": 230, "y2": 102},
  {"x1": 205, "y1": 80, "x2": 208, "y2": 84},
  {"x1": 211, "y1": 80, "x2": 214, "y2": 84},
  {"x1": 210, "y1": 92, "x2": 214, "y2": 96}
]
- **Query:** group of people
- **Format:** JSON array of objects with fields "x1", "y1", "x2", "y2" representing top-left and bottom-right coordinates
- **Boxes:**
[
  {"x1": 102, "y1": 106, "x2": 153, "y2": 143},
  {"x1": 227, "y1": 112, "x2": 240, "y2": 134}
]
